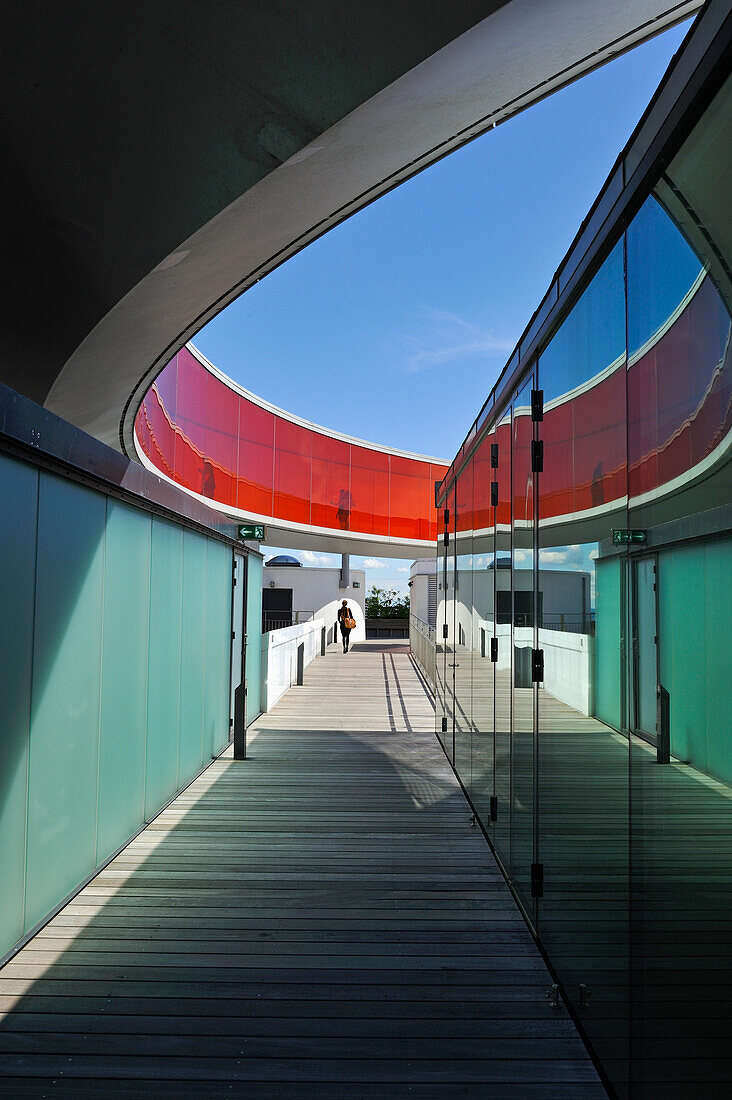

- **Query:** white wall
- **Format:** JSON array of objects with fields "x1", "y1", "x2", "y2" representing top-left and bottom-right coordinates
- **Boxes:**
[
  {"x1": 260, "y1": 619, "x2": 325, "y2": 712},
  {"x1": 457, "y1": 619, "x2": 593, "y2": 715},
  {"x1": 263, "y1": 565, "x2": 366, "y2": 643},
  {"x1": 409, "y1": 558, "x2": 436, "y2": 625}
]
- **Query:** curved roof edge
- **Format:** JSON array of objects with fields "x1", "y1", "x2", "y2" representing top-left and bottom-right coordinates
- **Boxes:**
[{"x1": 43, "y1": 0, "x2": 700, "y2": 455}]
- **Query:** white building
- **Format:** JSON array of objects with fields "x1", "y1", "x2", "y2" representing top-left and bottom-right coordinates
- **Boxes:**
[
  {"x1": 262, "y1": 555, "x2": 366, "y2": 645},
  {"x1": 409, "y1": 558, "x2": 437, "y2": 627}
]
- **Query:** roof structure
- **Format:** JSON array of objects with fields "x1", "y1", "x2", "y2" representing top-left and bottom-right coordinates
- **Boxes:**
[{"x1": 0, "y1": 0, "x2": 700, "y2": 453}]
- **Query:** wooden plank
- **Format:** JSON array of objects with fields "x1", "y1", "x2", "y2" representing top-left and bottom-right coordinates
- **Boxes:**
[{"x1": 0, "y1": 640, "x2": 603, "y2": 1095}]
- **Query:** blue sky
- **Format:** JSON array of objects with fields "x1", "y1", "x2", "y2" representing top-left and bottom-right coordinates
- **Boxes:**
[{"x1": 195, "y1": 20, "x2": 691, "y2": 593}]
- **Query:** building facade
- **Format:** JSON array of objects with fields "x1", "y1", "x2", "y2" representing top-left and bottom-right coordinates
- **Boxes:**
[{"x1": 434, "y1": 11, "x2": 731, "y2": 1096}]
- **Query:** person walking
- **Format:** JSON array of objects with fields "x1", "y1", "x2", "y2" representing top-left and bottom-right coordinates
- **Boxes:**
[{"x1": 338, "y1": 599, "x2": 355, "y2": 653}]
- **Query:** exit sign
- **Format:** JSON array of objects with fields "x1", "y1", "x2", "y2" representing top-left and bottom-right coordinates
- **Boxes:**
[
  {"x1": 612, "y1": 528, "x2": 647, "y2": 546},
  {"x1": 239, "y1": 524, "x2": 265, "y2": 540}
]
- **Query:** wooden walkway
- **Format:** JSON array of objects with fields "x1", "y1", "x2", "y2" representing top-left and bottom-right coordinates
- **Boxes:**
[{"x1": 0, "y1": 640, "x2": 604, "y2": 1097}]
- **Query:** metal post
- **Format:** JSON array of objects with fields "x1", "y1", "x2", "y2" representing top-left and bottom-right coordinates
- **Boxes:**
[
  {"x1": 656, "y1": 684, "x2": 670, "y2": 764},
  {"x1": 296, "y1": 642, "x2": 305, "y2": 686},
  {"x1": 321, "y1": 626, "x2": 326, "y2": 656},
  {"x1": 233, "y1": 682, "x2": 246, "y2": 759}
]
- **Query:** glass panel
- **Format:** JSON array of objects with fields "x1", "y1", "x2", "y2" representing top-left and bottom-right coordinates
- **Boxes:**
[
  {"x1": 311, "y1": 433, "x2": 350, "y2": 530},
  {"x1": 201, "y1": 372, "x2": 239, "y2": 509},
  {"x1": 97, "y1": 501, "x2": 150, "y2": 860},
  {"x1": 351, "y1": 445, "x2": 390, "y2": 536},
  {"x1": 231, "y1": 553, "x2": 246, "y2": 726},
  {"x1": 0, "y1": 454, "x2": 37, "y2": 950},
  {"x1": 493, "y1": 409, "x2": 512, "y2": 863},
  {"x1": 538, "y1": 240, "x2": 630, "y2": 1096},
  {"x1": 174, "y1": 349, "x2": 209, "y2": 496},
  {"x1": 511, "y1": 373, "x2": 536, "y2": 915},
  {"x1": 470, "y1": 430, "x2": 497, "y2": 836},
  {"x1": 390, "y1": 455, "x2": 432, "y2": 541},
  {"x1": 454, "y1": 457, "x2": 473, "y2": 788},
  {"x1": 245, "y1": 554, "x2": 263, "y2": 725},
  {"x1": 25, "y1": 474, "x2": 105, "y2": 932},
  {"x1": 435, "y1": 493, "x2": 455, "y2": 757},
  {"x1": 178, "y1": 530, "x2": 207, "y2": 780},
  {"x1": 204, "y1": 539, "x2": 233, "y2": 762},
  {"x1": 145, "y1": 517, "x2": 183, "y2": 818},
  {"x1": 273, "y1": 416, "x2": 311, "y2": 526},
  {"x1": 237, "y1": 396, "x2": 275, "y2": 517},
  {"x1": 627, "y1": 75, "x2": 732, "y2": 1093}
]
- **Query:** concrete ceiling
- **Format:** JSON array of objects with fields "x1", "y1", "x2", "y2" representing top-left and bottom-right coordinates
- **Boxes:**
[{"x1": 1, "y1": 0, "x2": 700, "y2": 452}]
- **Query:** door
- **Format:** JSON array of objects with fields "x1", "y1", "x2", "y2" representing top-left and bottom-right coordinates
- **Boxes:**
[
  {"x1": 633, "y1": 556, "x2": 658, "y2": 741},
  {"x1": 262, "y1": 587, "x2": 293, "y2": 631},
  {"x1": 230, "y1": 552, "x2": 247, "y2": 731}
]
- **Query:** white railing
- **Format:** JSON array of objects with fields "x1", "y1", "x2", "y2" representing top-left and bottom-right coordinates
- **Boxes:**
[
  {"x1": 410, "y1": 613, "x2": 436, "y2": 691},
  {"x1": 260, "y1": 619, "x2": 325, "y2": 711}
]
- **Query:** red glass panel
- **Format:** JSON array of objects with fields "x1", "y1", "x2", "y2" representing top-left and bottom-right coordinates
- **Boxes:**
[
  {"x1": 456, "y1": 454, "x2": 473, "y2": 534},
  {"x1": 311, "y1": 433, "x2": 350, "y2": 531},
  {"x1": 628, "y1": 347, "x2": 658, "y2": 500},
  {"x1": 541, "y1": 401, "x2": 574, "y2": 520},
  {"x1": 273, "y1": 416, "x2": 311, "y2": 525},
  {"x1": 429, "y1": 464, "x2": 447, "y2": 542},
  {"x1": 200, "y1": 370, "x2": 238, "y2": 508},
  {"x1": 350, "y1": 445, "x2": 389, "y2": 536},
  {"x1": 472, "y1": 434, "x2": 494, "y2": 532},
  {"x1": 139, "y1": 347, "x2": 446, "y2": 544},
  {"x1": 237, "y1": 396, "x2": 275, "y2": 517},
  {"x1": 154, "y1": 355, "x2": 178, "y2": 421},
  {"x1": 390, "y1": 455, "x2": 431, "y2": 541},
  {"x1": 134, "y1": 399, "x2": 152, "y2": 460},
  {"x1": 512, "y1": 406, "x2": 533, "y2": 527},
  {"x1": 144, "y1": 385, "x2": 177, "y2": 482},
  {"x1": 573, "y1": 366, "x2": 627, "y2": 515},
  {"x1": 493, "y1": 417, "x2": 512, "y2": 530},
  {"x1": 174, "y1": 350, "x2": 208, "y2": 494}
]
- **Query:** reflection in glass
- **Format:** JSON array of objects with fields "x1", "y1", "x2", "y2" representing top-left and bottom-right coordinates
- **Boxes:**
[
  {"x1": 511, "y1": 373, "x2": 536, "y2": 916},
  {"x1": 438, "y1": 73, "x2": 732, "y2": 1098}
]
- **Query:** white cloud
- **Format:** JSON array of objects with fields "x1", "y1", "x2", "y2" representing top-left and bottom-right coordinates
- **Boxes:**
[
  {"x1": 300, "y1": 549, "x2": 338, "y2": 567},
  {"x1": 540, "y1": 549, "x2": 570, "y2": 564},
  {"x1": 402, "y1": 308, "x2": 513, "y2": 374},
  {"x1": 362, "y1": 557, "x2": 388, "y2": 569},
  {"x1": 395, "y1": 566, "x2": 409, "y2": 573}
]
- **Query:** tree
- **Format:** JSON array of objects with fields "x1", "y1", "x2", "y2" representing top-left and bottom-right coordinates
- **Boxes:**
[{"x1": 365, "y1": 585, "x2": 410, "y2": 619}]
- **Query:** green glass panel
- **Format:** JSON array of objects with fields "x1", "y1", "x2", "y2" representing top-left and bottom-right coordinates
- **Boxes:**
[
  {"x1": 704, "y1": 536, "x2": 732, "y2": 785},
  {"x1": 245, "y1": 554, "x2": 263, "y2": 725},
  {"x1": 96, "y1": 501, "x2": 151, "y2": 861},
  {"x1": 204, "y1": 540, "x2": 232, "y2": 760},
  {"x1": 25, "y1": 474, "x2": 105, "y2": 932},
  {"x1": 594, "y1": 556, "x2": 623, "y2": 730},
  {"x1": 178, "y1": 530, "x2": 207, "y2": 783},
  {"x1": 145, "y1": 518, "x2": 182, "y2": 818},
  {"x1": 658, "y1": 546, "x2": 705, "y2": 767},
  {"x1": 0, "y1": 455, "x2": 38, "y2": 954}
]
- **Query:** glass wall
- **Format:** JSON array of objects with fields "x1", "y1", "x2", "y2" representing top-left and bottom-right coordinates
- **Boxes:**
[
  {"x1": 0, "y1": 451, "x2": 244, "y2": 962},
  {"x1": 136, "y1": 346, "x2": 447, "y2": 544},
  {"x1": 437, "y1": 74, "x2": 732, "y2": 1098}
]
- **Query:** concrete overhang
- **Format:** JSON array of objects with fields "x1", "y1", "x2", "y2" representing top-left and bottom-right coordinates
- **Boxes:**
[{"x1": 2, "y1": 0, "x2": 700, "y2": 452}]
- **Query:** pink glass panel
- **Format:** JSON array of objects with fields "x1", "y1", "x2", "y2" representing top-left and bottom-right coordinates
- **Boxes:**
[
  {"x1": 273, "y1": 416, "x2": 311, "y2": 525},
  {"x1": 237, "y1": 396, "x2": 275, "y2": 517}
]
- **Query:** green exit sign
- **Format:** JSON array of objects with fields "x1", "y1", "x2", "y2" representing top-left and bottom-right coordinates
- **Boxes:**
[
  {"x1": 239, "y1": 524, "x2": 265, "y2": 540},
  {"x1": 612, "y1": 528, "x2": 647, "y2": 546}
]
